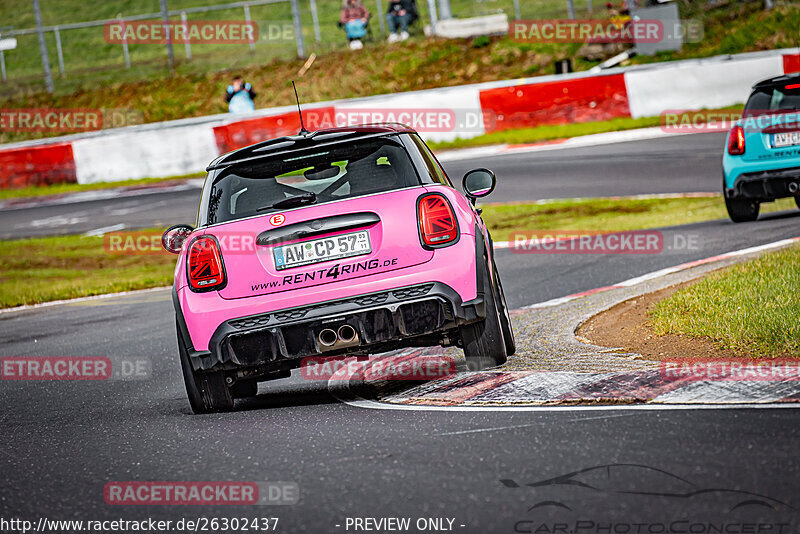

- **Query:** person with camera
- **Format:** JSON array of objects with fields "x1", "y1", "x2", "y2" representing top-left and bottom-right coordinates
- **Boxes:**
[{"x1": 225, "y1": 76, "x2": 257, "y2": 114}]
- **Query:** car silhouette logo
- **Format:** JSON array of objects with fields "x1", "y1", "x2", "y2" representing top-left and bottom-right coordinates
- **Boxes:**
[{"x1": 501, "y1": 464, "x2": 793, "y2": 514}]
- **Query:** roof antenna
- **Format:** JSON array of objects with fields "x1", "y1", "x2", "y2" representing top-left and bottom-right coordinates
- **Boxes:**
[{"x1": 292, "y1": 81, "x2": 310, "y2": 136}]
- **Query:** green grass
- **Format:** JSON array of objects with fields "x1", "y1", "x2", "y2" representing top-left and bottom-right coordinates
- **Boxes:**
[
  {"x1": 3, "y1": 195, "x2": 797, "y2": 308},
  {"x1": 479, "y1": 196, "x2": 798, "y2": 237},
  {"x1": 430, "y1": 116, "x2": 663, "y2": 151},
  {"x1": 0, "y1": 0, "x2": 579, "y2": 98},
  {"x1": 0, "y1": 229, "x2": 175, "y2": 308},
  {"x1": 650, "y1": 243, "x2": 800, "y2": 358},
  {"x1": 429, "y1": 106, "x2": 742, "y2": 151},
  {"x1": 0, "y1": 173, "x2": 203, "y2": 200}
]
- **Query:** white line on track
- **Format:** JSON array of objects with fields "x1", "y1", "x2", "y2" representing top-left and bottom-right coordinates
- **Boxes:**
[
  {"x1": 436, "y1": 127, "x2": 704, "y2": 163},
  {"x1": 0, "y1": 286, "x2": 170, "y2": 314},
  {"x1": 522, "y1": 236, "x2": 800, "y2": 309},
  {"x1": 431, "y1": 413, "x2": 635, "y2": 435},
  {"x1": 83, "y1": 223, "x2": 126, "y2": 237},
  {"x1": 332, "y1": 385, "x2": 800, "y2": 413}
]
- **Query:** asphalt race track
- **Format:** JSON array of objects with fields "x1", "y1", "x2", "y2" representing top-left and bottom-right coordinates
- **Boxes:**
[
  {"x1": 0, "y1": 132, "x2": 727, "y2": 240},
  {"x1": 1, "y1": 130, "x2": 799, "y2": 529}
]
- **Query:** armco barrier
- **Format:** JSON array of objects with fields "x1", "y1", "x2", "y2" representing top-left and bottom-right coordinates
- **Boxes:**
[
  {"x1": 71, "y1": 122, "x2": 219, "y2": 184},
  {"x1": 0, "y1": 48, "x2": 798, "y2": 189},
  {"x1": 784, "y1": 54, "x2": 800, "y2": 74},
  {"x1": 478, "y1": 73, "x2": 630, "y2": 132},
  {"x1": 624, "y1": 53, "x2": 785, "y2": 118},
  {"x1": 0, "y1": 143, "x2": 76, "y2": 189},
  {"x1": 213, "y1": 106, "x2": 336, "y2": 154}
]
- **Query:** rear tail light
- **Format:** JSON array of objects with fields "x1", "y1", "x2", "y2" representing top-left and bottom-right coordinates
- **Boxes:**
[
  {"x1": 418, "y1": 194, "x2": 459, "y2": 247},
  {"x1": 187, "y1": 236, "x2": 226, "y2": 291},
  {"x1": 727, "y1": 125, "x2": 745, "y2": 155}
]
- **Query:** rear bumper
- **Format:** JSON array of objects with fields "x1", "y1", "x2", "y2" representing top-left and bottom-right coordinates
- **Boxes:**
[
  {"x1": 175, "y1": 282, "x2": 484, "y2": 373},
  {"x1": 725, "y1": 165, "x2": 800, "y2": 200}
]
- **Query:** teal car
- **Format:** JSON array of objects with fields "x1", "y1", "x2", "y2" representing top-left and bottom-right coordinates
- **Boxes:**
[{"x1": 723, "y1": 73, "x2": 800, "y2": 222}]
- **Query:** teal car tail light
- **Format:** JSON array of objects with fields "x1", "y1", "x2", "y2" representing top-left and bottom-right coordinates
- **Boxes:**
[{"x1": 727, "y1": 125, "x2": 745, "y2": 156}]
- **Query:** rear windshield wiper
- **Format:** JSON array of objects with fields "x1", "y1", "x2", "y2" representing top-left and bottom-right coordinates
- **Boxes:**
[{"x1": 257, "y1": 192, "x2": 317, "y2": 211}]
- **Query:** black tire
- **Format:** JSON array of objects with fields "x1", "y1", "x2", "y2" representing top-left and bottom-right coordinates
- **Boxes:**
[
  {"x1": 724, "y1": 196, "x2": 759, "y2": 223},
  {"x1": 231, "y1": 380, "x2": 258, "y2": 399},
  {"x1": 460, "y1": 260, "x2": 508, "y2": 371},
  {"x1": 795, "y1": 196, "x2": 800, "y2": 210},
  {"x1": 176, "y1": 319, "x2": 234, "y2": 414},
  {"x1": 492, "y1": 261, "x2": 516, "y2": 356}
]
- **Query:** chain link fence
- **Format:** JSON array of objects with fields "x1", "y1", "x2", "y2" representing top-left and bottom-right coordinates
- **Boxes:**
[
  {"x1": 0, "y1": 0, "x2": 592, "y2": 95},
  {"x1": 0, "y1": 0, "x2": 782, "y2": 95}
]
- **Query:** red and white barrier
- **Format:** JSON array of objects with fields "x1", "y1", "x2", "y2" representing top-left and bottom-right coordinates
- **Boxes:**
[
  {"x1": 478, "y1": 72, "x2": 630, "y2": 132},
  {"x1": 1, "y1": 48, "x2": 797, "y2": 189},
  {"x1": 0, "y1": 143, "x2": 76, "y2": 189}
]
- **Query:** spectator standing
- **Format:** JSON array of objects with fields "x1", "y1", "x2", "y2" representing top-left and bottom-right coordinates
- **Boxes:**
[
  {"x1": 386, "y1": 0, "x2": 417, "y2": 43},
  {"x1": 339, "y1": 0, "x2": 370, "y2": 50},
  {"x1": 225, "y1": 76, "x2": 256, "y2": 114}
]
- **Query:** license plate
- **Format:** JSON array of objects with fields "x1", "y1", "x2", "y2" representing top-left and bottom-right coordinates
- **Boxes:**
[
  {"x1": 273, "y1": 231, "x2": 371, "y2": 270},
  {"x1": 773, "y1": 131, "x2": 800, "y2": 148}
]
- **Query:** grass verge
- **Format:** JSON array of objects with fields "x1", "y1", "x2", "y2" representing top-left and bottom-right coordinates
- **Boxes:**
[
  {"x1": 0, "y1": 230, "x2": 174, "y2": 309},
  {"x1": 0, "y1": 173, "x2": 203, "y2": 201},
  {"x1": 430, "y1": 116, "x2": 664, "y2": 151},
  {"x1": 428, "y1": 107, "x2": 743, "y2": 151},
  {"x1": 479, "y1": 196, "x2": 797, "y2": 236},
  {"x1": 2, "y1": 195, "x2": 797, "y2": 308},
  {"x1": 649, "y1": 243, "x2": 800, "y2": 358}
]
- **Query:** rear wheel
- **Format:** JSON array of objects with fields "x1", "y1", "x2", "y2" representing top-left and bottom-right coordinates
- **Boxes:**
[
  {"x1": 492, "y1": 261, "x2": 516, "y2": 356},
  {"x1": 460, "y1": 260, "x2": 508, "y2": 371},
  {"x1": 176, "y1": 319, "x2": 234, "y2": 414},
  {"x1": 795, "y1": 196, "x2": 800, "y2": 210},
  {"x1": 725, "y1": 196, "x2": 759, "y2": 222}
]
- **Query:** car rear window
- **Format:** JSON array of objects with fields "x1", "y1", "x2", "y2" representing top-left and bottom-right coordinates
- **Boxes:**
[
  {"x1": 745, "y1": 82, "x2": 800, "y2": 115},
  {"x1": 204, "y1": 137, "x2": 420, "y2": 225}
]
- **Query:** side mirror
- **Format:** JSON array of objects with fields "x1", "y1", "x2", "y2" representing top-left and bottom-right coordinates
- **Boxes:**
[
  {"x1": 162, "y1": 224, "x2": 194, "y2": 254},
  {"x1": 462, "y1": 168, "x2": 496, "y2": 204}
]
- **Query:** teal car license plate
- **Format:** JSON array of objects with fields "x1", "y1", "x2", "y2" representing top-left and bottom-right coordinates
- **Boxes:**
[{"x1": 773, "y1": 131, "x2": 800, "y2": 148}]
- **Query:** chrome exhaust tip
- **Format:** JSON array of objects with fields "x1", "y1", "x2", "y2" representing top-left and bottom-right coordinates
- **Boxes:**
[
  {"x1": 337, "y1": 324, "x2": 357, "y2": 343},
  {"x1": 789, "y1": 182, "x2": 798, "y2": 194},
  {"x1": 318, "y1": 328, "x2": 338, "y2": 347}
]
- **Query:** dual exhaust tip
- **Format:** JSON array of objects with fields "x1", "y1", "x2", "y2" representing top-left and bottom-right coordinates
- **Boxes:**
[
  {"x1": 789, "y1": 182, "x2": 799, "y2": 194},
  {"x1": 318, "y1": 324, "x2": 358, "y2": 349}
]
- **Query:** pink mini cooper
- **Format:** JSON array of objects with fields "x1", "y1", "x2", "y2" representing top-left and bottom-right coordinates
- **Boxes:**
[{"x1": 163, "y1": 124, "x2": 515, "y2": 413}]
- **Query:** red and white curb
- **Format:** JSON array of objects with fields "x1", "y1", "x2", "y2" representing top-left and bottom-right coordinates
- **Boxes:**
[
  {"x1": 375, "y1": 369, "x2": 800, "y2": 406},
  {"x1": 332, "y1": 358, "x2": 800, "y2": 411},
  {"x1": 329, "y1": 237, "x2": 800, "y2": 409}
]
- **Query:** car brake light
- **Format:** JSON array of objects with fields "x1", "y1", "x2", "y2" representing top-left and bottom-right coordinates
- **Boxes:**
[
  {"x1": 727, "y1": 125, "x2": 745, "y2": 155},
  {"x1": 187, "y1": 236, "x2": 226, "y2": 291},
  {"x1": 418, "y1": 194, "x2": 458, "y2": 247}
]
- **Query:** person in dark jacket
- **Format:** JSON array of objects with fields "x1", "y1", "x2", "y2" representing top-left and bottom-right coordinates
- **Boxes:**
[
  {"x1": 386, "y1": 0, "x2": 417, "y2": 42},
  {"x1": 339, "y1": 0, "x2": 370, "y2": 50}
]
